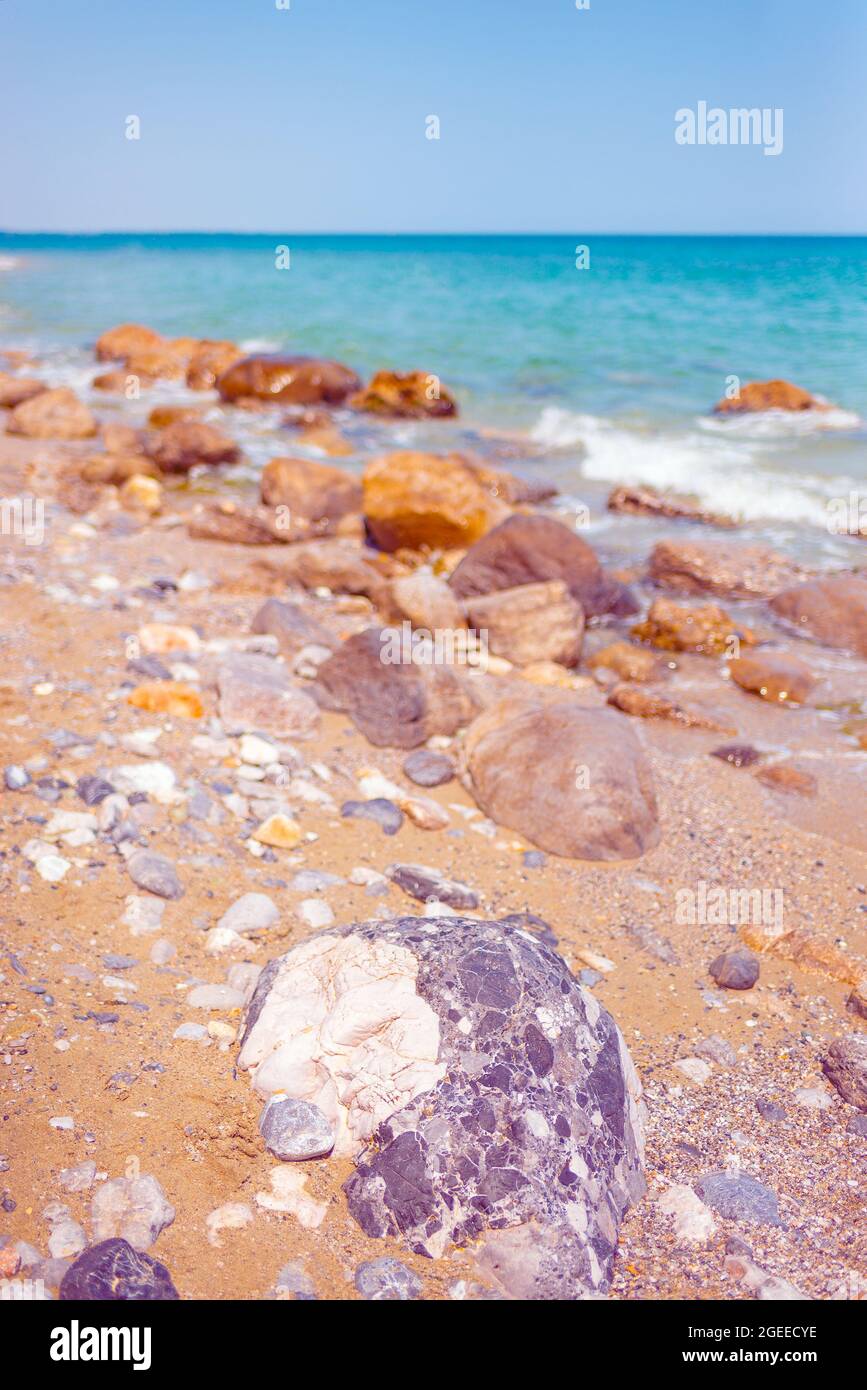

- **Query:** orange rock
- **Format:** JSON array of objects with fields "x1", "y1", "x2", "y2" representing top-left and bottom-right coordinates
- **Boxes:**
[
  {"x1": 102, "y1": 422, "x2": 144, "y2": 456},
  {"x1": 127, "y1": 681, "x2": 203, "y2": 717},
  {"x1": 260, "y1": 455, "x2": 362, "y2": 532},
  {"x1": 755, "y1": 763, "x2": 817, "y2": 796},
  {"x1": 363, "y1": 451, "x2": 509, "y2": 552},
  {"x1": 217, "y1": 354, "x2": 361, "y2": 406},
  {"x1": 730, "y1": 651, "x2": 816, "y2": 704},
  {"x1": 124, "y1": 345, "x2": 188, "y2": 381},
  {"x1": 350, "y1": 369, "x2": 458, "y2": 419},
  {"x1": 82, "y1": 453, "x2": 162, "y2": 484},
  {"x1": 6, "y1": 387, "x2": 97, "y2": 440},
  {"x1": 633, "y1": 597, "x2": 756, "y2": 656},
  {"x1": 0, "y1": 372, "x2": 47, "y2": 409},
  {"x1": 713, "y1": 379, "x2": 828, "y2": 414},
  {"x1": 147, "y1": 404, "x2": 203, "y2": 429},
  {"x1": 253, "y1": 814, "x2": 302, "y2": 849},
  {"x1": 188, "y1": 502, "x2": 292, "y2": 545},
  {"x1": 95, "y1": 323, "x2": 163, "y2": 361},
  {"x1": 186, "y1": 340, "x2": 243, "y2": 391},
  {"x1": 92, "y1": 370, "x2": 148, "y2": 393},
  {"x1": 588, "y1": 641, "x2": 664, "y2": 682},
  {"x1": 608, "y1": 683, "x2": 734, "y2": 732},
  {"x1": 120, "y1": 475, "x2": 163, "y2": 515}
]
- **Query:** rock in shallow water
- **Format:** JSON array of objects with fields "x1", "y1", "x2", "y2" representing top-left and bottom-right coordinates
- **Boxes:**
[
  {"x1": 238, "y1": 915, "x2": 645, "y2": 1299},
  {"x1": 60, "y1": 1238, "x2": 179, "y2": 1300}
]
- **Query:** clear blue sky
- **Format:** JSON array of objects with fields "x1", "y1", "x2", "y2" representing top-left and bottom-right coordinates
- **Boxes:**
[{"x1": 2, "y1": 0, "x2": 864, "y2": 233}]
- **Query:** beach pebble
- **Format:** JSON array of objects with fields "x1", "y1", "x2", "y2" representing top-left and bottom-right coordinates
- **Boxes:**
[
  {"x1": 4, "y1": 765, "x2": 30, "y2": 790},
  {"x1": 298, "y1": 898, "x2": 334, "y2": 929},
  {"x1": 205, "y1": 1202, "x2": 254, "y2": 1248},
  {"x1": 204, "y1": 926, "x2": 246, "y2": 955},
  {"x1": 386, "y1": 862, "x2": 479, "y2": 909},
  {"x1": 126, "y1": 850, "x2": 184, "y2": 900},
  {"x1": 522, "y1": 850, "x2": 546, "y2": 869},
  {"x1": 291, "y1": 869, "x2": 344, "y2": 893},
  {"x1": 59, "y1": 1161, "x2": 97, "y2": 1193},
  {"x1": 674, "y1": 1057, "x2": 711, "y2": 1085},
  {"x1": 259, "y1": 1096, "x2": 335, "y2": 1160},
  {"x1": 173, "y1": 1023, "x2": 207, "y2": 1041},
  {"x1": 694, "y1": 1035, "x2": 737, "y2": 1066},
  {"x1": 847, "y1": 1113, "x2": 867, "y2": 1137},
  {"x1": 187, "y1": 984, "x2": 245, "y2": 1010},
  {"x1": 90, "y1": 1174, "x2": 175, "y2": 1251},
  {"x1": 76, "y1": 775, "x2": 115, "y2": 806},
  {"x1": 724, "y1": 1254, "x2": 810, "y2": 1301},
  {"x1": 354, "y1": 1257, "x2": 422, "y2": 1301},
  {"x1": 252, "y1": 813, "x2": 301, "y2": 849},
  {"x1": 694, "y1": 1171, "x2": 783, "y2": 1227},
  {"x1": 794, "y1": 1086, "x2": 833, "y2": 1111},
  {"x1": 350, "y1": 866, "x2": 389, "y2": 892},
  {"x1": 657, "y1": 1184, "x2": 716, "y2": 1244},
  {"x1": 48, "y1": 1219, "x2": 87, "y2": 1260},
  {"x1": 60, "y1": 1238, "x2": 179, "y2": 1300},
  {"x1": 37, "y1": 855, "x2": 71, "y2": 883},
  {"x1": 756, "y1": 1097, "x2": 787, "y2": 1122},
  {"x1": 341, "y1": 798, "x2": 404, "y2": 835},
  {"x1": 218, "y1": 892, "x2": 279, "y2": 937},
  {"x1": 149, "y1": 939, "x2": 175, "y2": 965},
  {"x1": 708, "y1": 948, "x2": 759, "y2": 990},
  {"x1": 49, "y1": 1116, "x2": 75, "y2": 1131},
  {"x1": 122, "y1": 894, "x2": 166, "y2": 934},
  {"x1": 273, "y1": 1261, "x2": 316, "y2": 1300},
  {"x1": 239, "y1": 734, "x2": 279, "y2": 766},
  {"x1": 402, "y1": 749, "x2": 455, "y2": 788}
]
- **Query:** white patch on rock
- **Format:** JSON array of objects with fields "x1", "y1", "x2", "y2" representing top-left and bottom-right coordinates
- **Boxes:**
[
  {"x1": 238, "y1": 934, "x2": 445, "y2": 1156},
  {"x1": 255, "y1": 1168, "x2": 328, "y2": 1229},
  {"x1": 657, "y1": 1184, "x2": 716, "y2": 1243}
]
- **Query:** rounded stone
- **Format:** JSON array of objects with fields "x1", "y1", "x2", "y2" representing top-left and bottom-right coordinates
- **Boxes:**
[
  {"x1": 60, "y1": 1238, "x2": 179, "y2": 1300},
  {"x1": 259, "y1": 1096, "x2": 335, "y2": 1160},
  {"x1": 402, "y1": 749, "x2": 455, "y2": 788},
  {"x1": 709, "y1": 948, "x2": 759, "y2": 991},
  {"x1": 355, "y1": 1257, "x2": 422, "y2": 1301}
]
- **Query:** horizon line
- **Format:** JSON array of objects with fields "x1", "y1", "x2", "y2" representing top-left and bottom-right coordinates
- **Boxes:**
[{"x1": 2, "y1": 229, "x2": 866, "y2": 239}]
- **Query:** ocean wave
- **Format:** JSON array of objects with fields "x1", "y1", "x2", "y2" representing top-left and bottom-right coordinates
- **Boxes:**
[
  {"x1": 530, "y1": 406, "x2": 861, "y2": 528},
  {"x1": 700, "y1": 405, "x2": 862, "y2": 437},
  {"x1": 239, "y1": 338, "x2": 283, "y2": 353}
]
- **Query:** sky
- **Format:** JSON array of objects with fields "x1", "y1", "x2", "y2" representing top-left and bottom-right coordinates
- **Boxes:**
[{"x1": 1, "y1": 0, "x2": 865, "y2": 234}]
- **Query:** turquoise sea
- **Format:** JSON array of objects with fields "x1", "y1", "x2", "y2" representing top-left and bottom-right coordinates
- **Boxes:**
[{"x1": 1, "y1": 234, "x2": 865, "y2": 561}]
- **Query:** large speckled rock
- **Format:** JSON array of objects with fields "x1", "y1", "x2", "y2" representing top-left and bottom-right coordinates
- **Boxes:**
[
  {"x1": 238, "y1": 916, "x2": 645, "y2": 1299},
  {"x1": 822, "y1": 1033, "x2": 867, "y2": 1112}
]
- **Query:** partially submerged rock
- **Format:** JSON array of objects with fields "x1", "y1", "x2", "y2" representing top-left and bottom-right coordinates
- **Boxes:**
[
  {"x1": 649, "y1": 540, "x2": 802, "y2": 599},
  {"x1": 769, "y1": 575, "x2": 867, "y2": 659},
  {"x1": 632, "y1": 597, "x2": 756, "y2": 655},
  {"x1": 608, "y1": 483, "x2": 735, "y2": 528},
  {"x1": 463, "y1": 698, "x2": 660, "y2": 861},
  {"x1": 142, "y1": 420, "x2": 239, "y2": 473},
  {"x1": 463, "y1": 580, "x2": 584, "y2": 668},
  {"x1": 350, "y1": 369, "x2": 458, "y2": 419},
  {"x1": 239, "y1": 916, "x2": 645, "y2": 1298},
  {"x1": 730, "y1": 651, "x2": 816, "y2": 704},
  {"x1": 217, "y1": 353, "x2": 361, "y2": 405},
  {"x1": 608, "y1": 684, "x2": 733, "y2": 733},
  {"x1": 712, "y1": 379, "x2": 827, "y2": 414},
  {"x1": 0, "y1": 372, "x2": 47, "y2": 409}
]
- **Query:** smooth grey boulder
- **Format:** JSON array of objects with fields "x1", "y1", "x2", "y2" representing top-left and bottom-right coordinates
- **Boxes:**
[
  {"x1": 239, "y1": 915, "x2": 645, "y2": 1300},
  {"x1": 259, "y1": 1096, "x2": 335, "y2": 1160}
]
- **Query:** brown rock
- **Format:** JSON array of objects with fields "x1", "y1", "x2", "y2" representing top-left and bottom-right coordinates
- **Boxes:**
[
  {"x1": 822, "y1": 1034, "x2": 867, "y2": 1111},
  {"x1": 465, "y1": 457, "x2": 558, "y2": 505},
  {"x1": 464, "y1": 581, "x2": 584, "y2": 668},
  {"x1": 712, "y1": 379, "x2": 827, "y2": 415},
  {"x1": 388, "y1": 569, "x2": 465, "y2": 632},
  {"x1": 6, "y1": 387, "x2": 97, "y2": 440},
  {"x1": 608, "y1": 684, "x2": 734, "y2": 733},
  {"x1": 608, "y1": 483, "x2": 735, "y2": 528},
  {"x1": 448, "y1": 513, "x2": 635, "y2": 618},
  {"x1": 147, "y1": 404, "x2": 203, "y2": 429},
  {"x1": 315, "y1": 627, "x2": 478, "y2": 748},
  {"x1": 649, "y1": 539, "x2": 802, "y2": 599},
  {"x1": 124, "y1": 345, "x2": 188, "y2": 381},
  {"x1": 251, "y1": 598, "x2": 337, "y2": 656},
  {"x1": 142, "y1": 421, "x2": 240, "y2": 474},
  {"x1": 102, "y1": 423, "x2": 144, "y2": 455},
  {"x1": 349, "y1": 369, "x2": 458, "y2": 419},
  {"x1": 81, "y1": 453, "x2": 162, "y2": 484},
  {"x1": 95, "y1": 323, "x2": 163, "y2": 362},
  {"x1": 260, "y1": 455, "x2": 362, "y2": 533},
  {"x1": 588, "y1": 641, "x2": 664, "y2": 683},
  {"x1": 0, "y1": 373, "x2": 47, "y2": 409},
  {"x1": 218, "y1": 652, "x2": 320, "y2": 739},
  {"x1": 633, "y1": 597, "x2": 757, "y2": 655},
  {"x1": 92, "y1": 370, "x2": 145, "y2": 393},
  {"x1": 769, "y1": 575, "x2": 867, "y2": 659},
  {"x1": 271, "y1": 539, "x2": 397, "y2": 606},
  {"x1": 729, "y1": 651, "x2": 816, "y2": 704},
  {"x1": 363, "y1": 451, "x2": 509, "y2": 553},
  {"x1": 463, "y1": 698, "x2": 660, "y2": 860},
  {"x1": 755, "y1": 763, "x2": 817, "y2": 796},
  {"x1": 217, "y1": 354, "x2": 361, "y2": 406},
  {"x1": 186, "y1": 340, "x2": 243, "y2": 391},
  {"x1": 187, "y1": 503, "x2": 287, "y2": 546}
]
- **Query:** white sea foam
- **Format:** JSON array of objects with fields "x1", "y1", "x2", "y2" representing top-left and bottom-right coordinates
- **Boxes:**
[
  {"x1": 0, "y1": 256, "x2": 22, "y2": 272},
  {"x1": 530, "y1": 406, "x2": 863, "y2": 529},
  {"x1": 239, "y1": 338, "x2": 282, "y2": 353}
]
